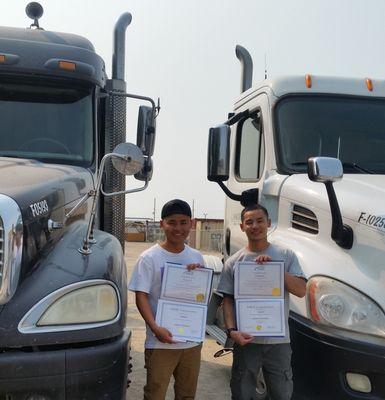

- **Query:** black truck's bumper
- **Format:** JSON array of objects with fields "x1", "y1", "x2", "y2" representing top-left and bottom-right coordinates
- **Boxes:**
[
  {"x1": 0, "y1": 329, "x2": 131, "y2": 400},
  {"x1": 290, "y1": 313, "x2": 385, "y2": 400}
]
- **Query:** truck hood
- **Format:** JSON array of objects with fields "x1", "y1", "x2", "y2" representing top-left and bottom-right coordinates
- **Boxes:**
[
  {"x1": 0, "y1": 157, "x2": 94, "y2": 224},
  {"x1": 280, "y1": 174, "x2": 385, "y2": 230},
  {"x1": 0, "y1": 157, "x2": 94, "y2": 308},
  {"x1": 279, "y1": 173, "x2": 385, "y2": 312}
]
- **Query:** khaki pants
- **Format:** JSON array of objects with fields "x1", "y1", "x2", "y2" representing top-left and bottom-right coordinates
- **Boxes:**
[{"x1": 144, "y1": 344, "x2": 202, "y2": 400}]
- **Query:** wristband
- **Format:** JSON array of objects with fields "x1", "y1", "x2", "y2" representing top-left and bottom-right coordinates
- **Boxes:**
[{"x1": 226, "y1": 328, "x2": 237, "y2": 338}]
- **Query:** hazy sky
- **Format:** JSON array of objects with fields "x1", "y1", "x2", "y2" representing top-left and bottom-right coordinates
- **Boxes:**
[{"x1": 3, "y1": 1, "x2": 385, "y2": 219}]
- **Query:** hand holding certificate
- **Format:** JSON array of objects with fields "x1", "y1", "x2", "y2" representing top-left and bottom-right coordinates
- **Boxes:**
[
  {"x1": 156, "y1": 300, "x2": 207, "y2": 343},
  {"x1": 234, "y1": 261, "x2": 284, "y2": 299},
  {"x1": 161, "y1": 262, "x2": 213, "y2": 304},
  {"x1": 156, "y1": 263, "x2": 213, "y2": 342},
  {"x1": 234, "y1": 261, "x2": 285, "y2": 337},
  {"x1": 236, "y1": 299, "x2": 285, "y2": 336}
]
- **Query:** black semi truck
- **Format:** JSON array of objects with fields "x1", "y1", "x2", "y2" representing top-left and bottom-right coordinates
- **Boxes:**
[{"x1": 0, "y1": 3, "x2": 157, "y2": 399}]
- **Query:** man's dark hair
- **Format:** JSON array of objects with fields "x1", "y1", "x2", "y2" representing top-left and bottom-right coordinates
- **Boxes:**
[{"x1": 241, "y1": 204, "x2": 269, "y2": 221}]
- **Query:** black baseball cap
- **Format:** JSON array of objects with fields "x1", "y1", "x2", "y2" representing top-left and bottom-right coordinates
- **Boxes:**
[{"x1": 161, "y1": 199, "x2": 192, "y2": 219}]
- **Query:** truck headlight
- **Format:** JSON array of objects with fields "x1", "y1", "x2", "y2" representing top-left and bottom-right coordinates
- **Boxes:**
[
  {"x1": 307, "y1": 276, "x2": 385, "y2": 338},
  {"x1": 37, "y1": 284, "x2": 118, "y2": 326}
]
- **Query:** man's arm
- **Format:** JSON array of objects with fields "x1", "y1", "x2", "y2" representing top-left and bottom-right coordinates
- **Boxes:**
[
  {"x1": 284, "y1": 273, "x2": 306, "y2": 298},
  {"x1": 223, "y1": 295, "x2": 253, "y2": 346},
  {"x1": 135, "y1": 291, "x2": 175, "y2": 344}
]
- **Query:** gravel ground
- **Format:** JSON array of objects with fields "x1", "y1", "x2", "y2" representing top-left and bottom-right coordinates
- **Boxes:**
[{"x1": 124, "y1": 242, "x2": 232, "y2": 400}]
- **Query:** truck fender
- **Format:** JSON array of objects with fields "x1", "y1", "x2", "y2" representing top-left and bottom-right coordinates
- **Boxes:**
[{"x1": 0, "y1": 221, "x2": 127, "y2": 347}]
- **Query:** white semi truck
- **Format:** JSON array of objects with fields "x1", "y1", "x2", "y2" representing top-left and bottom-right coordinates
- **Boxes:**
[{"x1": 206, "y1": 45, "x2": 385, "y2": 400}]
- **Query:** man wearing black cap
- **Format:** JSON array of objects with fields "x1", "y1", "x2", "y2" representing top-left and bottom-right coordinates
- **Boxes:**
[{"x1": 128, "y1": 199, "x2": 204, "y2": 400}]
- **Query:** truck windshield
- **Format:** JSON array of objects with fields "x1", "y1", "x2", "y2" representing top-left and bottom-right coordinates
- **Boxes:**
[
  {"x1": 275, "y1": 95, "x2": 385, "y2": 174},
  {"x1": 0, "y1": 82, "x2": 93, "y2": 166}
]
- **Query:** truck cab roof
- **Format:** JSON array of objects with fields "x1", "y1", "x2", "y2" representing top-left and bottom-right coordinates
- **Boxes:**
[
  {"x1": 0, "y1": 26, "x2": 106, "y2": 86},
  {"x1": 235, "y1": 75, "x2": 385, "y2": 109},
  {"x1": 0, "y1": 26, "x2": 95, "y2": 50}
]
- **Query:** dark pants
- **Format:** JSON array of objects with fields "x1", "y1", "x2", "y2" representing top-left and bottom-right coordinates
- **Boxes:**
[{"x1": 231, "y1": 343, "x2": 293, "y2": 400}]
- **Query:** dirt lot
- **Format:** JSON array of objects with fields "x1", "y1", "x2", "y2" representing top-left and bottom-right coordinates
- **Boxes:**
[{"x1": 125, "y1": 242, "x2": 232, "y2": 399}]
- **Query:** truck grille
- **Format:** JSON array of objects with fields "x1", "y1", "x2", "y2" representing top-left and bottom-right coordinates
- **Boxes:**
[{"x1": 291, "y1": 205, "x2": 319, "y2": 234}]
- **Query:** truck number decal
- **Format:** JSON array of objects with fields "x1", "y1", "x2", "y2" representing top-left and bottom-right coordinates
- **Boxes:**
[
  {"x1": 358, "y1": 212, "x2": 385, "y2": 230},
  {"x1": 30, "y1": 200, "x2": 49, "y2": 218}
]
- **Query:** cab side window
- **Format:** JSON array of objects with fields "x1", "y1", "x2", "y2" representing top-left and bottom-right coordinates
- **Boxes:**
[{"x1": 235, "y1": 113, "x2": 264, "y2": 181}]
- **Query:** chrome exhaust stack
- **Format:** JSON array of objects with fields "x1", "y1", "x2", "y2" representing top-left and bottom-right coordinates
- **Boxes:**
[{"x1": 235, "y1": 45, "x2": 253, "y2": 93}]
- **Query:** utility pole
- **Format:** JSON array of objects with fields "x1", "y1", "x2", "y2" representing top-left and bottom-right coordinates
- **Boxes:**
[{"x1": 264, "y1": 53, "x2": 268, "y2": 80}]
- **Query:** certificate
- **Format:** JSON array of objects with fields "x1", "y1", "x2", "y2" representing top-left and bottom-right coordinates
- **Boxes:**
[
  {"x1": 155, "y1": 299, "x2": 207, "y2": 342},
  {"x1": 236, "y1": 299, "x2": 285, "y2": 337},
  {"x1": 234, "y1": 261, "x2": 284, "y2": 299},
  {"x1": 161, "y1": 263, "x2": 213, "y2": 305}
]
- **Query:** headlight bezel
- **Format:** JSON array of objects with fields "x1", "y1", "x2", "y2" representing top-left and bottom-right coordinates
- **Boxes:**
[
  {"x1": 307, "y1": 275, "x2": 385, "y2": 339},
  {"x1": 18, "y1": 279, "x2": 121, "y2": 334}
]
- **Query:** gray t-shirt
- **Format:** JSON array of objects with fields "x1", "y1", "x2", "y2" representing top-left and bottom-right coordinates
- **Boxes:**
[
  {"x1": 217, "y1": 242, "x2": 305, "y2": 344},
  {"x1": 128, "y1": 243, "x2": 204, "y2": 349}
]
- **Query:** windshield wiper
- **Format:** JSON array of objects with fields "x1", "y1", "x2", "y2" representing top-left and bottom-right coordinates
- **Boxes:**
[
  {"x1": 0, "y1": 154, "x2": 24, "y2": 159},
  {"x1": 290, "y1": 161, "x2": 373, "y2": 174},
  {"x1": 341, "y1": 162, "x2": 373, "y2": 174}
]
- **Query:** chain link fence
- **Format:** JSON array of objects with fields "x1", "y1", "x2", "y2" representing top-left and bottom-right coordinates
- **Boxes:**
[
  {"x1": 125, "y1": 220, "x2": 223, "y2": 254},
  {"x1": 144, "y1": 227, "x2": 223, "y2": 253},
  {"x1": 145, "y1": 221, "x2": 165, "y2": 243},
  {"x1": 189, "y1": 229, "x2": 223, "y2": 253}
]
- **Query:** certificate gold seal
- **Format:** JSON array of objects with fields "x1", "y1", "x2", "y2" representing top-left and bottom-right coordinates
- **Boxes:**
[
  {"x1": 272, "y1": 287, "x2": 281, "y2": 296},
  {"x1": 255, "y1": 325, "x2": 262, "y2": 331},
  {"x1": 196, "y1": 293, "x2": 205, "y2": 302}
]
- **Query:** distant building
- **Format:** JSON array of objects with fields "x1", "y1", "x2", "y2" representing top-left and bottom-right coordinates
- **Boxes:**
[
  {"x1": 125, "y1": 217, "x2": 224, "y2": 254},
  {"x1": 190, "y1": 218, "x2": 224, "y2": 253},
  {"x1": 125, "y1": 218, "x2": 164, "y2": 242},
  {"x1": 124, "y1": 218, "x2": 147, "y2": 242}
]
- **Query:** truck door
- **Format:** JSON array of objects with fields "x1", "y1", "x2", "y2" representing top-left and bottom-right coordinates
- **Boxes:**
[{"x1": 224, "y1": 93, "x2": 269, "y2": 257}]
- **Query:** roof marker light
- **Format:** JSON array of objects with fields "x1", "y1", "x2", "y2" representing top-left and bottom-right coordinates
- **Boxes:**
[
  {"x1": 365, "y1": 78, "x2": 373, "y2": 92},
  {"x1": 59, "y1": 61, "x2": 76, "y2": 71},
  {"x1": 305, "y1": 74, "x2": 312, "y2": 88}
]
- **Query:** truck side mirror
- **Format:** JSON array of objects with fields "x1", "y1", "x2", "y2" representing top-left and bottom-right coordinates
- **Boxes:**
[
  {"x1": 307, "y1": 157, "x2": 353, "y2": 249},
  {"x1": 207, "y1": 125, "x2": 230, "y2": 182},
  {"x1": 137, "y1": 105, "x2": 156, "y2": 157},
  {"x1": 308, "y1": 157, "x2": 343, "y2": 183},
  {"x1": 135, "y1": 158, "x2": 153, "y2": 182},
  {"x1": 111, "y1": 142, "x2": 144, "y2": 175}
]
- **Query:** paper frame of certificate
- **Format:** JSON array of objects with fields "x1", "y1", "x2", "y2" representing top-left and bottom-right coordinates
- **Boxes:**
[
  {"x1": 236, "y1": 299, "x2": 285, "y2": 337},
  {"x1": 155, "y1": 299, "x2": 207, "y2": 342},
  {"x1": 234, "y1": 261, "x2": 284, "y2": 299},
  {"x1": 160, "y1": 262, "x2": 213, "y2": 305}
]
